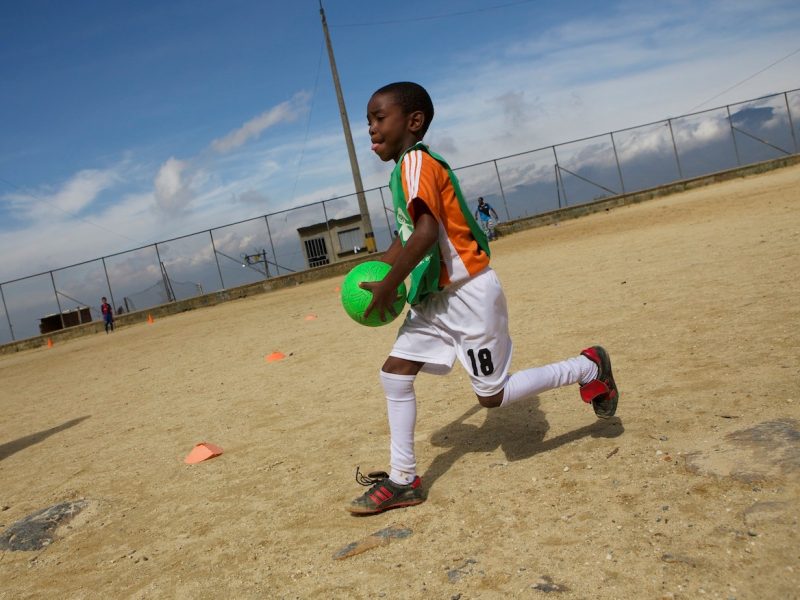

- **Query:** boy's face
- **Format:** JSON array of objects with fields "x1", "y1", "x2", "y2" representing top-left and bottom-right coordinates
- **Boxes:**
[{"x1": 367, "y1": 92, "x2": 424, "y2": 163}]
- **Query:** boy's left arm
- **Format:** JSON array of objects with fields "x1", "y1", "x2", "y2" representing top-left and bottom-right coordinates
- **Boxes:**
[{"x1": 361, "y1": 199, "x2": 438, "y2": 322}]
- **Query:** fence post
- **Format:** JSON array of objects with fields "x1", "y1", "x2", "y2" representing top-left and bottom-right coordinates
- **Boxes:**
[
  {"x1": 610, "y1": 132, "x2": 626, "y2": 194},
  {"x1": 154, "y1": 243, "x2": 174, "y2": 302},
  {"x1": 493, "y1": 160, "x2": 511, "y2": 220},
  {"x1": 785, "y1": 92, "x2": 799, "y2": 154},
  {"x1": 209, "y1": 230, "x2": 226, "y2": 289},
  {"x1": 321, "y1": 200, "x2": 337, "y2": 260},
  {"x1": 264, "y1": 216, "x2": 278, "y2": 276},
  {"x1": 726, "y1": 106, "x2": 742, "y2": 166},
  {"x1": 379, "y1": 187, "x2": 393, "y2": 244},
  {"x1": 49, "y1": 271, "x2": 66, "y2": 330},
  {"x1": 0, "y1": 283, "x2": 14, "y2": 341},
  {"x1": 101, "y1": 257, "x2": 117, "y2": 316},
  {"x1": 552, "y1": 146, "x2": 567, "y2": 207},
  {"x1": 667, "y1": 119, "x2": 684, "y2": 179},
  {"x1": 553, "y1": 165, "x2": 561, "y2": 209}
]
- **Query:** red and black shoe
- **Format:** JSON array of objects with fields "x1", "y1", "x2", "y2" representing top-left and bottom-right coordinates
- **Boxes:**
[
  {"x1": 347, "y1": 468, "x2": 425, "y2": 515},
  {"x1": 579, "y1": 346, "x2": 619, "y2": 419}
]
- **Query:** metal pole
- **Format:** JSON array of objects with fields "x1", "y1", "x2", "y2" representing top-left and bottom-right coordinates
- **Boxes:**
[
  {"x1": 154, "y1": 244, "x2": 173, "y2": 302},
  {"x1": 379, "y1": 187, "x2": 393, "y2": 242},
  {"x1": 264, "y1": 215, "x2": 278, "y2": 276},
  {"x1": 50, "y1": 271, "x2": 66, "y2": 330},
  {"x1": 610, "y1": 132, "x2": 626, "y2": 194},
  {"x1": 319, "y1": 1, "x2": 375, "y2": 252},
  {"x1": 726, "y1": 106, "x2": 742, "y2": 166},
  {"x1": 321, "y1": 200, "x2": 337, "y2": 257},
  {"x1": 554, "y1": 164, "x2": 562, "y2": 210},
  {"x1": 0, "y1": 283, "x2": 15, "y2": 341},
  {"x1": 261, "y1": 249, "x2": 270, "y2": 278},
  {"x1": 209, "y1": 230, "x2": 226, "y2": 290},
  {"x1": 553, "y1": 146, "x2": 568, "y2": 207},
  {"x1": 101, "y1": 257, "x2": 117, "y2": 317},
  {"x1": 667, "y1": 119, "x2": 684, "y2": 179},
  {"x1": 493, "y1": 160, "x2": 511, "y2": 220},
  {"x1": 785, "y1": 92, "x2": 799, "y2": 153}
]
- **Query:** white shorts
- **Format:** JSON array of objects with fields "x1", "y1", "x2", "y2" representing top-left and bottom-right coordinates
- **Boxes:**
[{"x1": 390, "y1": 267, "x2": 512, "y2": 396}]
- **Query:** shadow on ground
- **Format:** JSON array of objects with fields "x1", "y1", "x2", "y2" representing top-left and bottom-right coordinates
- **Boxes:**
[
  {"x1": 423, "y1": 398, "x2": 623, "y2": 490},
  {"x1": 0, "y1": 416, "x2": 90, "y2": 462}
]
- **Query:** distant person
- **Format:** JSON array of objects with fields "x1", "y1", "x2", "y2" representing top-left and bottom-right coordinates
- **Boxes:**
[
  {"x1": 474, "y1": 197, "x2": 500, "y2": 240},
  {"x1": 100, "y1": 297, "x2": 114, "y2": 333}
]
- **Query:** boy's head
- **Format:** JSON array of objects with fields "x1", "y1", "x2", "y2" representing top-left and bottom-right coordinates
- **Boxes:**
[
  {"x1": 367, "y1": 82, "x2": 434, "y2": 163},
  {"x1": 101, "y1": 297, "x2": 107, "y2": 302}
]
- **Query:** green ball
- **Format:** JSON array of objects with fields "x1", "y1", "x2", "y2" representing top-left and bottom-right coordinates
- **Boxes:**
[{"x1": 341, "y1": 261, "x2": 407, "y2": 327}]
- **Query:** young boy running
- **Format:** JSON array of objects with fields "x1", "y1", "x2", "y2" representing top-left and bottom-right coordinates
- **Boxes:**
[
  {"x1": 474, "y1": 196, "x2": 499, "y2": 240},
  {"x1": 348, "y1": 82, "x2": 618, "y2": 515}
]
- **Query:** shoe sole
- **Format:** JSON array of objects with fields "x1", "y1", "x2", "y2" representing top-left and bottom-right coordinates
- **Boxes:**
[
  {"x1": 592, "y1": 346, "x2": 618, "y2": 419},
  {"x1": 347, "y1": 497, "x2": 425, "y2": 515}
]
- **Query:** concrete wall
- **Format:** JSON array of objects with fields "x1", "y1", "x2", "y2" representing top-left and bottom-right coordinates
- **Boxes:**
[
  {"x1": 3, "y1": 153, "x2": 798, "y2": 356},
  {"x1": 495, "y1": 154, "x2": 800, "y2": 236}
]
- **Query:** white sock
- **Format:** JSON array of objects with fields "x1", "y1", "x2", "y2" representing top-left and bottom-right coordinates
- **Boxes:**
[
  {"x1": 500, "y1": 355, "x2": 597, "y2": 408},
  {"x1": 380, "y1": 370, "x2": 417, "y2": 485}
]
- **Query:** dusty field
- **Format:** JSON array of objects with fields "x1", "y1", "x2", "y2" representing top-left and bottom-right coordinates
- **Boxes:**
[{"x1": 1, "y1": 164, "x2": 799, "y2": 600}]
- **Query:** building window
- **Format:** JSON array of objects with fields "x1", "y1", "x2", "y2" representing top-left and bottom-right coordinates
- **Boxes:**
[
  {"x1": 338, "y1": 227, "x2": 362, "y2": 253},
  {"x1": 304, "y1": 237, "x2": 329, "y2": 267}
]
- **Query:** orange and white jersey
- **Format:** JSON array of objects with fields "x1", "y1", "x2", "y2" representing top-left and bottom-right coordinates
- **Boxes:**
[{"x1": 398, "y1": 148, "x2": 490, "y2": 289}]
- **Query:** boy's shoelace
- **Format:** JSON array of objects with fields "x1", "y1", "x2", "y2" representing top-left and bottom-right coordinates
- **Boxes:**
[{"x1": 355, "y1": 466, "x2": 389, "y2": 487}]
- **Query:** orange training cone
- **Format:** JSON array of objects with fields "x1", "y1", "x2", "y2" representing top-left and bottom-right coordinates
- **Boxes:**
[
  {"x1": 265, "y1": 351, "x2": 286, "y2": 363},
  {"x1": 304, "y1": 314, "x2": 317, "y2": 321},
  {"x1": 184, "y1": 442, "x2": 223, "y2": 464},
  {"x1": 147, "y1": 314, "x2": 154, "y2": 324},
  {"x1": 46, "y1": 338, "x2": 53, "y2": 348}
]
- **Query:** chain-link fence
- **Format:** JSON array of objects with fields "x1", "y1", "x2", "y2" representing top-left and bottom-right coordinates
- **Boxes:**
[{"x1": 2, "y1": 88, "x2": 798, "y2": 344}]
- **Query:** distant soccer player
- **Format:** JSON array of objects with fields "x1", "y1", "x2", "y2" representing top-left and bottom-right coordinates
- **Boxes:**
[
  {"x1": 474, "y1": 196, "x2": 499, "y2": 240},
  {"x1": 100, "y1": 297, "x2": 114, "y2": 333},
  {"x1": 346, "y1": 81, "x2": 620, "y2": 514}
]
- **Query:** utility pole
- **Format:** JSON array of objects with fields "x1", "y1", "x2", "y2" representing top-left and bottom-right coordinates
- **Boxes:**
[{"x1": 319, "y1": 1, "x2": 376, "y2": 252}]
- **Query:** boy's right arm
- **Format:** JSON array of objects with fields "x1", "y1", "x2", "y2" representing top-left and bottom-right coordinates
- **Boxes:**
[
  {"x1": 362, "y1": 199, "x2": 438, "y2": 322},
  {"x1": 380, "y1": 235, "x2": 403, "y2": 266}
]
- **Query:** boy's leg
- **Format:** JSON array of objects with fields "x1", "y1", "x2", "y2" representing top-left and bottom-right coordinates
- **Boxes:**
[
  {"x1": 347, "y1": 356, "x2": 426, "y2": 514},
  {"x1": 381, "y1": 361, "x2": 420, "y2": 485},
  {"x1": 449, "y1": 269, "x2": 617, "y2": 417},
  {"x1": 497, "y1": 355, "x2": 597, "y2": 407},
  {"x1": 490, "y1": 347, "x2": 618, "y2": 419}
]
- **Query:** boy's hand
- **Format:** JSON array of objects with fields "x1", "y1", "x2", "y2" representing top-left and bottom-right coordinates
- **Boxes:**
[
  {"x1": 361, "y1": 278, "x2": 401, "y2": 323},
  {"x1": 361, "y1": 200, "x2": 439, "y2": 322}
]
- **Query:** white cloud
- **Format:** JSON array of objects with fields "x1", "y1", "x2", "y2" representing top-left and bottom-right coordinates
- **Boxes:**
[
  {"x1": 153, "y1": 157, "x2": 194, "y2": 214},
  {"x1": 210, "y1": 92, "x2": 309, "y2": 154},
  {"x1": 3, "y1": 0, "x2": 799, "y2": 289},
  {"x1": 3, "y1": 167, "x2": 119, "y2": 222}
]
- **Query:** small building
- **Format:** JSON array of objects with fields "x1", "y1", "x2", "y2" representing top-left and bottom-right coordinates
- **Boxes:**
[
  {"x1": 297, "y1": 214, "x2": 366, "y2": 268},
  {"x1": 39, "y1": 307, "x2": 92, "y2": 334}
]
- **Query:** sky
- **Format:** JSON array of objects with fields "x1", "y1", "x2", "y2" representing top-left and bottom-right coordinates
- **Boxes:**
[{"x1": 1, "y1": 0, "x2": 799, "y2": 284}]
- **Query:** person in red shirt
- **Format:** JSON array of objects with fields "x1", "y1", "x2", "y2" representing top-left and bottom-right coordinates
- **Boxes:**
[{"x1": 100, "y1": 297, "x2": 114, "y2": 333}]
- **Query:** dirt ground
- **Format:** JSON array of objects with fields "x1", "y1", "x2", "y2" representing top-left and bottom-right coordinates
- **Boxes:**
[{"x1": 1, "y1": 164, "x2": 799, "y2": 600}]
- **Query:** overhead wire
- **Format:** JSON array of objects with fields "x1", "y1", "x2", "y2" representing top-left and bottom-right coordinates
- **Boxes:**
[
  {"x1": 687, "y1": 45, "x2": 800, "y2": 112},
  {"x1": 289, "y1": 38, "x2": 325, "y2": 203},
  {"x1": 332, "y1": 0, "x2": 538, "y2": 27}
]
